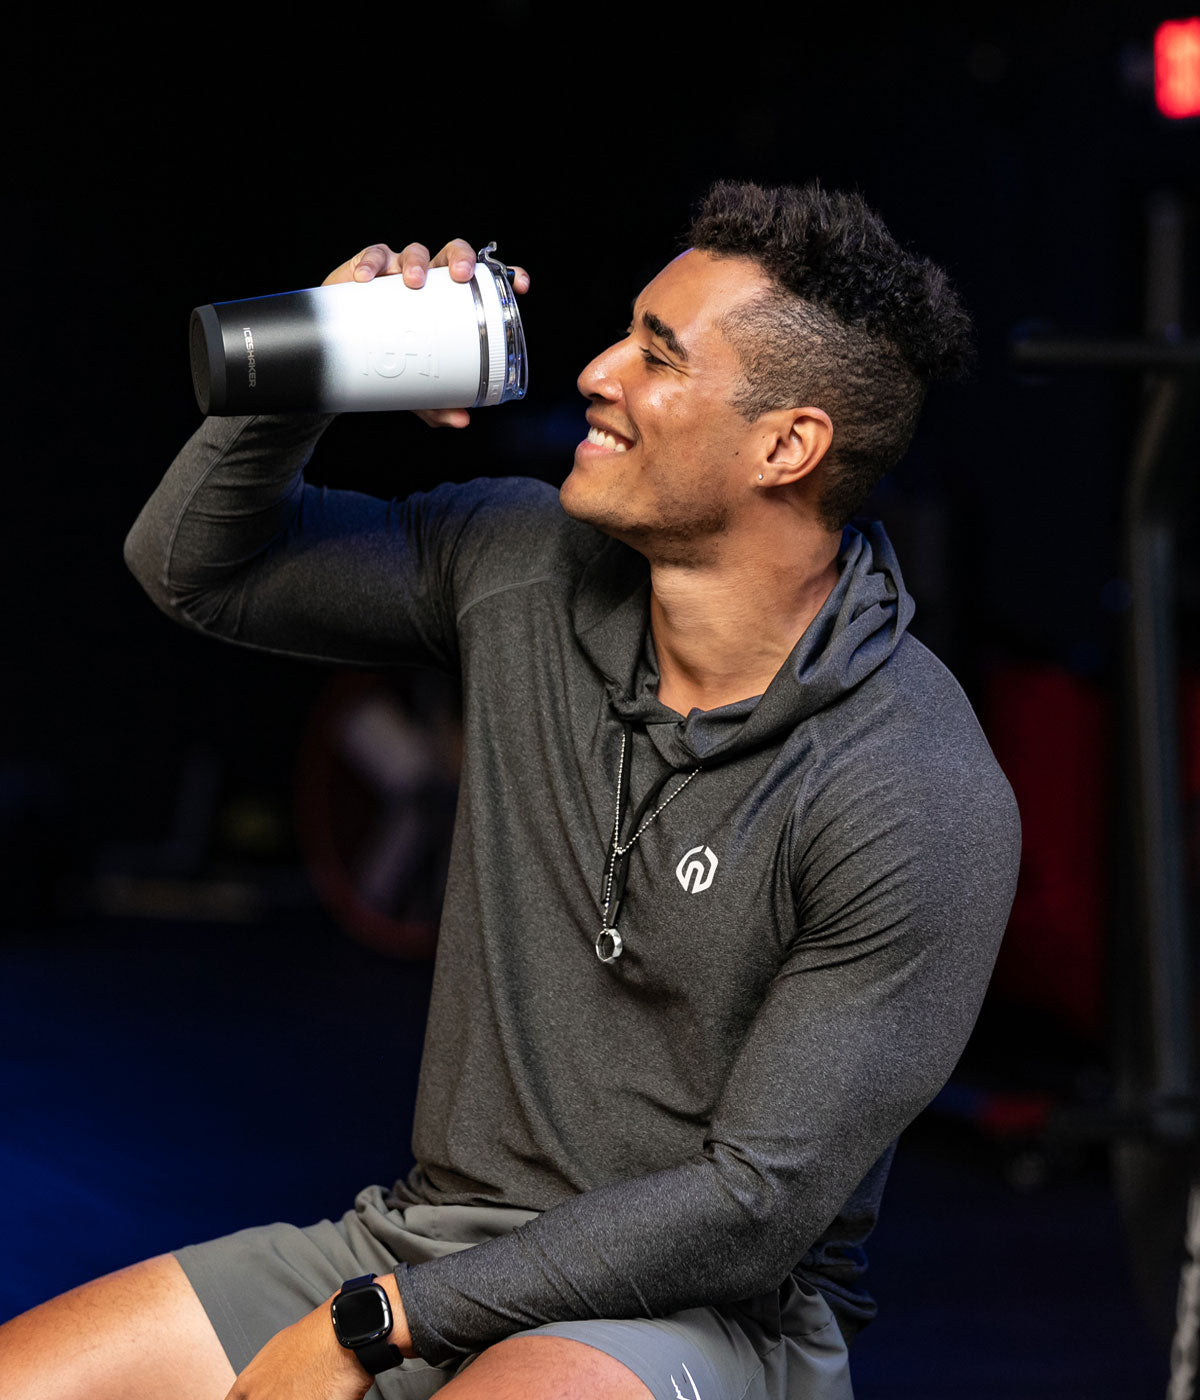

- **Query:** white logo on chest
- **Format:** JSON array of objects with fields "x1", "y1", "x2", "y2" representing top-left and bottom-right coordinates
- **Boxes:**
[{"x1": 675, "y1": 845, "x2": 718, "y2": 893}]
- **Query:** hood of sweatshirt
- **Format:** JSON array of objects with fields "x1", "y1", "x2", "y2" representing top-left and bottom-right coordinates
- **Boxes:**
[{"x1": 570, "y1": 521, "x2": 915, "y2": 770}]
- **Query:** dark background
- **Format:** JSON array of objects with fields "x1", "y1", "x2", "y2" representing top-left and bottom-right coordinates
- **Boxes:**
[{"x1": 3, "y1": 5, "x2": 1198, "y2": 1395}]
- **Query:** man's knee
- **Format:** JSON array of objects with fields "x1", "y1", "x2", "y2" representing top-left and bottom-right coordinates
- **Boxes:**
[
  {"x1": 439, "y1": 1333, "x2": 653, "y2": 1400},
  {"x1": 0, "y1": 1254, "x2": 235, "y2": 1400}
]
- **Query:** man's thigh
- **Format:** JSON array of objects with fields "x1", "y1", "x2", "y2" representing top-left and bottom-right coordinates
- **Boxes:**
[
  {"x1": 441, "y1": 1335, "x2": 652, "y2": 1399},
  {"x1": 0, "y1": 1254, "x2": 236, "y2": 1400},
  {"x1": 505, "y1": 1276, "x2": 854, "y2": 1400}
]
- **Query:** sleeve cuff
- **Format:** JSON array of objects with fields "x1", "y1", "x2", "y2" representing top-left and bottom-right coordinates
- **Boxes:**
[{"x1": 393, "y1": 1262, "x2": 467, "y2": 1370}]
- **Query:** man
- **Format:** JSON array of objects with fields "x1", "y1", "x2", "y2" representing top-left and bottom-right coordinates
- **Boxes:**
[{"x1": 0, "y1": 181, "x2": 1020, "y2": 1400}]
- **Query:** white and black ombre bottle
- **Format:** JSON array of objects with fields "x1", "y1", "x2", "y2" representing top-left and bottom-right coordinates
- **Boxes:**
[{"x1": 189, "y1": 243, "x2": 528, "y2": 416}]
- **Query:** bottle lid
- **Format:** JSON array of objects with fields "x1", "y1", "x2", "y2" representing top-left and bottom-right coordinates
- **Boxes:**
[{"x1": 474, "y1": 243, "x2": 529, "y2": 407}]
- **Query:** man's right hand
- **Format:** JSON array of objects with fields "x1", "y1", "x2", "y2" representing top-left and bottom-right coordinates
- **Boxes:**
[{"x1": 321, "y1": 239, "x2": 531, "y2": 430}]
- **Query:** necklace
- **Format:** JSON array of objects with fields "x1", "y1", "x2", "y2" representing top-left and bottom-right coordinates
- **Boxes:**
[{"x1": 596, "y1": 724, "x2": 701, "y2": 963}]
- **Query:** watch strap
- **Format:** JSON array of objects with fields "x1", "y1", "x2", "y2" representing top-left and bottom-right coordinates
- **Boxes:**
[{"x1": 355, "y1": 1338, "x2": 404, "y2": 1375}]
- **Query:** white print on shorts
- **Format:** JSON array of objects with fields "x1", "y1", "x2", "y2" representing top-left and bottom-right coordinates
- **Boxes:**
[
  {"x1": 671, "y1": 1361, "x2": 703, "y2": 1399},
  {"x1": 675, "y1": 845, "x2": 719, "y2": 894}
]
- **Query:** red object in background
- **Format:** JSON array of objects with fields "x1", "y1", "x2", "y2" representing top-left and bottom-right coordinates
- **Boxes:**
[
  {"x1": 1155, "y1": 18, "x2": 1200, "y2": 119},
  {"x1": 981, "y1": 667, "x2": 1200, "y2": 1046},
  {"x1": 982, "y1": 666, "x2": 1110, "y2": 1042}
]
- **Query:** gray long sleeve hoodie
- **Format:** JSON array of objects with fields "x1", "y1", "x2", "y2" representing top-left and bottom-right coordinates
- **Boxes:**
[{"x1": 124, "y1": 412, "x2": 1021, "y2": 1365}]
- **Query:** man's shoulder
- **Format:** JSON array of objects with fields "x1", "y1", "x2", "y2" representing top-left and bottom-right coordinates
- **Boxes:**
[
  {"x1": 813, "y1": 630, "x2": 1018, "y2": 828},
  {"x1": 427, "y1": 474, "x2": 561, "y2": 527},
  {"x1": 883, "y1": 631, "x2": 981, "y2": 715},
  {"x1": 888, "y1": 633, "x2": 998, "y2": 753},
  {"x1": 423, "y1": 475, "x2": 612, "y2": 605},
  {"x1": 794, "y1": 634, "x2": 1021, "y2": 913},
  {"x1": 429, "y1": 476, "x2": 593, "y2": 548}
]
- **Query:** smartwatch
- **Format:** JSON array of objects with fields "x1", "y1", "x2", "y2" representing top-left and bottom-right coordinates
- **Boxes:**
[{"x1": 330, "y1": 1274, "x2": 403, "y2": 1376}]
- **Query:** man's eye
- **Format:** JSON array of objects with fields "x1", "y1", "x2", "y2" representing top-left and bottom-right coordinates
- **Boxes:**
[{"x1": 641, "y1": 349, "x2": 667, "y2": 368}]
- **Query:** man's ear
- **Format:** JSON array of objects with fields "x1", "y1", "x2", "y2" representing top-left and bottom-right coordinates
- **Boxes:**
[{"x1": 761, "y1": 407, "x2": 834, "y2": 485}]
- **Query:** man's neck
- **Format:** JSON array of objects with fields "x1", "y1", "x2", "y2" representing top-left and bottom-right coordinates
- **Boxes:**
[{"x1": 649, "y1": 527, "x2": 842, "y2": 716}]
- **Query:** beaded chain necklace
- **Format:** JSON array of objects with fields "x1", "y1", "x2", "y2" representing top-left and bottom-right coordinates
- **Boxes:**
[{"x1": 595, "y1": 722, "x2": 701, "y2": 963}]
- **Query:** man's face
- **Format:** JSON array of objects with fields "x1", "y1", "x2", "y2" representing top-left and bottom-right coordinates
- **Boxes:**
[{"x1": 560, "y1": 249, "x2": 773, "y2": 562}]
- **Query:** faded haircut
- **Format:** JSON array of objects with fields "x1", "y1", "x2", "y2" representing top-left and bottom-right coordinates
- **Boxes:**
[{"x1": 688, "y1": 180, "x2": 974, "y2": 529}]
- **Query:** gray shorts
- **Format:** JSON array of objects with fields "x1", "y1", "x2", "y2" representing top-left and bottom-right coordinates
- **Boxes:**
[{"x1": 173, "y1": 1184, "x2": 853, "y2": 1400}]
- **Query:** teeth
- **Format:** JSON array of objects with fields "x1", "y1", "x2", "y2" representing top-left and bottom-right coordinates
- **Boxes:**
[{"x1": 587, "y1": 426, "x2": 628, "y2": 453}]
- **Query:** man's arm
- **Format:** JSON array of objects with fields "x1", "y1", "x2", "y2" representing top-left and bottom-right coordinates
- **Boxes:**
[
  {"x1": 124, "y1": 240, "x2": 531, "y2": 673},
  {"x1": 123, "y1": 410, "x2": 457, "y2": 671}
]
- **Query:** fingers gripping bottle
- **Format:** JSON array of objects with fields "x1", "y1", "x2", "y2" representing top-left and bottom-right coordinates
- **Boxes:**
[{"x1": 189, "y1": 243, "x2": 528, "y2": 416}]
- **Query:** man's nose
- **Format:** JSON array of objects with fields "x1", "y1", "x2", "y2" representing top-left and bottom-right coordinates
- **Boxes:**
[{"x1": 577, "y1": 341, "x2": 624, "y2": 401}]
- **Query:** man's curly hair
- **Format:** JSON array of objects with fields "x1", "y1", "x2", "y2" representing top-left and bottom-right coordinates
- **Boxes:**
[{"x1": 688, "y1": 180, "x2": 974, "y2": 529}]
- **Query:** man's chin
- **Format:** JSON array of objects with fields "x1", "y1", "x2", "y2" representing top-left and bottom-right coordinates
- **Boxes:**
[
  {"x1": 559, "y1": 474, "x2": 634, "y2": 542},
  {"x1": 559, "y1": 470, "x2": 601, "y2": 524}
]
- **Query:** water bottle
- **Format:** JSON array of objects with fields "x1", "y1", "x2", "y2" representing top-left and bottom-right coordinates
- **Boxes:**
[{"x1": 189, "y1": 243, "x2": 528, "y2": 416}]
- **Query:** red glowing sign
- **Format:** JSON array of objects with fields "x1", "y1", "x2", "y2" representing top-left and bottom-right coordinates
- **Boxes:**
[{"x1": 1156, "y1": 17, "x2": 1200, "y2": 118}]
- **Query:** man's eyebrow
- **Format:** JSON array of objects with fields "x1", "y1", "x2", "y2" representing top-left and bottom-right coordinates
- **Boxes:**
[{"x1": 630, "y1": 300, "x2": 690, "y2": 362}]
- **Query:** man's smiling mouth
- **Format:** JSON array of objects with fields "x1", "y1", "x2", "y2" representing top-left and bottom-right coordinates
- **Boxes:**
[{"x1": 586, "y1": 426, "x2": 631, "y2": 453}]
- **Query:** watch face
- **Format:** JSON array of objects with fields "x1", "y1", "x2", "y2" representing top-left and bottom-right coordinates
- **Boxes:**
[{"x1": 333, "y1": 1285, "x2": 392, "y2": 1347}]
